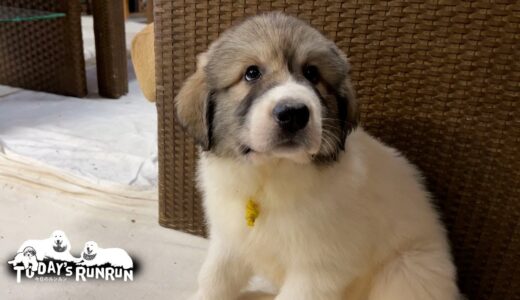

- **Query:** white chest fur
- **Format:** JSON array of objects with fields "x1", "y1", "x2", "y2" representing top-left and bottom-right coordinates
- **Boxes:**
[{"x1": 196, "y1": 129, "x2": 455, "y2": 298}]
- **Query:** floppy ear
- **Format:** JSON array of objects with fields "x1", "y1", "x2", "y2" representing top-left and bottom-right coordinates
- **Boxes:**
[
  {"x1": 174, "y1": 53, "x2": 213, "y2": 151},
  {"x1": 342, "y1": 77, "x2": 359, "y2": 135},
  {"x1": 332, "y1": 48, "x2": 359, "y2": 147}
]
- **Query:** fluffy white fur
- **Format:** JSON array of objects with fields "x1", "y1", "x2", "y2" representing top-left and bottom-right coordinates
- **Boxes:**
[
  {"x1": 8, "y1": 247, "x2": 38, "y2": 271},
  {"x1": 194, "y1": 128, "x2": 459, "y2": 300},
  {"x1": 79, "y1": 241, "x2": 133, "y2": 269},
  {"x1": 16, "y1": 230, "x2": 77, "y2": 262}
]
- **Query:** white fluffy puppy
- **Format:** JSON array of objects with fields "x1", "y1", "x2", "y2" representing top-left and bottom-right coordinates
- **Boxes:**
[
  {"x1": 176, "y1": 13, "x2": 461, "y2": 300},
  {"x1": 16, "y1": 230, "x2": 77, "y2": 262},
  {"x1": 79, "y1": 241, "x2": 133, "y2": 269}
]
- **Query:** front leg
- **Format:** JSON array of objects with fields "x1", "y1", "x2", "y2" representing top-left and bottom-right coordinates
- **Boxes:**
[
  {"x1": 23, "y1": 258, "x2": 30, "y2": 270},
  {"x1": 29, "y1": 256, "x2": 39, "y2": 272},
  {"x1": 275, "y1": 269, "x2": 350, "y2": 300},
  {"x1": 194, "y1": 238, "x2": 251, "y2": 300}
]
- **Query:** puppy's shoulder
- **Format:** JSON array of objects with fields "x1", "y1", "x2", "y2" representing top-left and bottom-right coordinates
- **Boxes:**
[{"x1": 344, "y1": 127, "x2": 422, "y2": 179}]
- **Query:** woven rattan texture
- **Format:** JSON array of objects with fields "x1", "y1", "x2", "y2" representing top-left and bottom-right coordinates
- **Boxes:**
[
  {"x1": 0, "y1": 0, "x2": 86, "y2": 97},
  {"x1": 91, "y1": 0, "x2": 128, "y2": 98},
  {"x1": 155, "y1": 1, "x2": 520, "y2": 299}
]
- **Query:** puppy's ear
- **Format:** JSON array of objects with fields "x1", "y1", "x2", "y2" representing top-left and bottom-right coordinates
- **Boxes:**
[
  {"x1": 335, "y1": 49, "x2": 359, "y2": 144},
  {"x1": 174, "y1": 53, "x2": 214, "y2": 151},
  {"x1": 342, "y1": 77, "x2": 359, "y2": 134}
]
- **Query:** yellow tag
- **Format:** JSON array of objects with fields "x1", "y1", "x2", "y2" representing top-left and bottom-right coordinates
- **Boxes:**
[{"x1": 245, "y1": 198, "x2": 260, "y2": 227}]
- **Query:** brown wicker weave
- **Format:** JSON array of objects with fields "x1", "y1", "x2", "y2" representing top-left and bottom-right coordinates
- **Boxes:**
[
  {"x1": 0, "y1": 0, "x2": 87, "y2": 97},
  {"x1": 91, "y1": 0, "x2": 128, "y2": 98},
  {"x1": 154, "y1": 1, "x2": 520, "y2": 299}
]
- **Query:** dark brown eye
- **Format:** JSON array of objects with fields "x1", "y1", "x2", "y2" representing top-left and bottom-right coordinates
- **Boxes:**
[
  {"x1": 303, "y1": 65, "x2": 320, "y2": 84},
  {"x1": 245, "y1": 65, "x2": 261, "y2": 82}
]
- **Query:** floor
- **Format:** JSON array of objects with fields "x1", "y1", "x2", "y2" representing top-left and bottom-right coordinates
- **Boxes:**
[
  {"x1": 0, "y1": 17, "x2": 156, "y2": 189},
  {"x1": 0, "y1": 179, "x2": 206, "y2": 300},
  {"x1": 0, "y1": 139, "x2": 273, "y2": 300},
  {"x1": 0, "y1": 17, "x2": 273, "y2": 300}
]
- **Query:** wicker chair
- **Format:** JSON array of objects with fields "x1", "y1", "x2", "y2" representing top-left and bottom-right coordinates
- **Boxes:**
[
  {"x1": 0, "y1": 0, "x2": 87, "y2": 97},
  {"x1": 154, "y1": 1, "x2": 520, "y2": 299},
  {"x1": 0, "y1": 0, "x2": 128, "y2": 98}
]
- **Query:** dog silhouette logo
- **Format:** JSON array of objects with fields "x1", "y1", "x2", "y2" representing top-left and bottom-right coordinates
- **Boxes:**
[
  {"x1": 8, "y1": 246, "x2": 38, "y2": 272},
  {"x1": 7, "y1": 230, "x2": 136, "y2": 283},
  {"x1": 12, "y1": 230, "x2": 77, "y2": 263}
]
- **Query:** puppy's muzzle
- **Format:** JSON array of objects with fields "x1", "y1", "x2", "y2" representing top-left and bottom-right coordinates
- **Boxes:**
[{"x1": 273, "y1": 101, "x2": 310, "y2": 133}]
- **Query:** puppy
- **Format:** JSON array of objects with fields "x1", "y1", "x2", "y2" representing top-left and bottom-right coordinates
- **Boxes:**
[
  {"x1": 175, "y1": 12, "x2": 460, "y2": 300},
  {"x1": 79, "y1": 241, "x2": 133, "y2": 269},
  {"x1": 8, "y1": 246, "x2": 39, "y2": 271}
]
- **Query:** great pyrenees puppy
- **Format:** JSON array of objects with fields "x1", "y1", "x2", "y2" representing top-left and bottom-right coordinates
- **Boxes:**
[{"x1": 176, "y1": 12, "x2": 460, "y2": 300}]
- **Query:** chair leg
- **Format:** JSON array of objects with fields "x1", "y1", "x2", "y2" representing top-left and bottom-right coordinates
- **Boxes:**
[{"x1": 92, "y1": 0, "x2": 128, "y2": 98}]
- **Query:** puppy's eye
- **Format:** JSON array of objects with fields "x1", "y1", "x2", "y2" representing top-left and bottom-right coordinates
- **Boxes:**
[
  {"x1": 303, "y1": 65, "x2": 320, "y2": 84},
  {"x1": 244, "y1": 65, "x2": 261, "y2": 82}
]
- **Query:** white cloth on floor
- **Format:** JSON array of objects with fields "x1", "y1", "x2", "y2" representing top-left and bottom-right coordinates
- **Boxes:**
[{"x1": 0, "y1": 64, "x2": 157, "y2": 190}]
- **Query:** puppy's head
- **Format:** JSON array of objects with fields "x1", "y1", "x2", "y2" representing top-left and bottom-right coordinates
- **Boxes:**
[
  {"x1": 175, "y1": 12, "x2": 358, "y2": 164},
  {"x1": 82, "y1": 241, "x2": 98, "y2": 261},
  {"x1": 83, "y1": 241, "x2": 98, "y2": 255},
  {"x1": 51, "y1": 230, "x2": 70, "y2": 252},
  {"x1": 23, "y1": 246, "x2": 36, "y2": 258},
  {"x1": 51, "y1": 230, "x2": 66, "y2": 246}
]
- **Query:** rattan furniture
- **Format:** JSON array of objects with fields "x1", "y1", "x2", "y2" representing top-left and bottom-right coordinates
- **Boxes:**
[
  {"x1": 0, "y1": 0, "x2": 127, "y2": 98},
  {"x1": 0, "y1": 0, "x2": 87, "y2": 97},
  {"x1": 91, "y1": 0, "x2": 128, "y2": 98},
  {"x1": 154, "y1": 1, "x2": 520, "y2": 299}
]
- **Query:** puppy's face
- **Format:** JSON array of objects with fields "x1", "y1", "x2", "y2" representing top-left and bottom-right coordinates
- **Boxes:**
[
  {"x1": 51, "y1": 230, "x2": 66, "y2": 246},
  {"x1": 84, "y1": 241, "x2": 98, "y2": 254},
  {"x1": 23, "y1": 247, "x2": 36, "y2": 258},
  {"x1": 176, "y1": 13, "x2": 358, "y2": 164}
]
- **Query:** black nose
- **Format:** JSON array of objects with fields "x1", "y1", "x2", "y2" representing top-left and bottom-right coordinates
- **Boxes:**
[{"x1": 273, "y1": 102, "x2": 310, "y2": 133}]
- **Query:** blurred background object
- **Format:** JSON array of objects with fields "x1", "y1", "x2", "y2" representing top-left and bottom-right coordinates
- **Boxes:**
[
  {"x1": 0, "y1": 0, "x2": 142, "y2": 98},
  {"x1": 0, "y1": 1, "x2": 152, "y2": 189},
  {"x1": 0, "y1": 0, "x2": 87, "y2": 97},
  {"x1": 131, "y1": 23, "x2": 155, "y2": 102}
]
